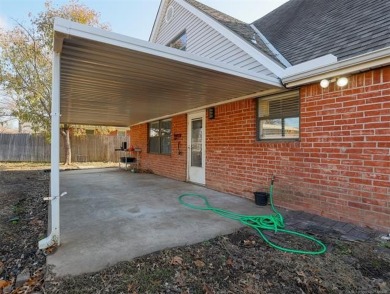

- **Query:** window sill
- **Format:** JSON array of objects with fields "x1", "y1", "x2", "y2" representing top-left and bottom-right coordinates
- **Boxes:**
[
  {"x1": 256, "y1": 138, "x2": 300, "y2": 143},
  {"x1": 148, "y1": 152, "x2": 172, "y2": 156}
]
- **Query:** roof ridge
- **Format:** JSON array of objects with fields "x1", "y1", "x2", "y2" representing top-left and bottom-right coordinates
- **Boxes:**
[{"x1": 184, "y1": 0, "x2": 247, "y2": 25}]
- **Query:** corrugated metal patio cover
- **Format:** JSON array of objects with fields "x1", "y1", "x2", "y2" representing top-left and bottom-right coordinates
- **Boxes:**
[{"x1": 55, "y1": 18, "x2": 281, "y2": 126}]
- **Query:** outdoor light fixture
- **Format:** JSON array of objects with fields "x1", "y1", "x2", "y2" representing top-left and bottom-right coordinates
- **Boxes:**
[
  {"x1": 336, "y1": 77, "x2": 349, "y2": 87},
  {"x1": 320, "y1": 79, "x2": 330, "y2": 88},
  {"x1": 319, "y1": 77, "x2": 349, "y2": 88},
  {"x1": 208, "y1": 107, "x2": 215, "y2": 119}
]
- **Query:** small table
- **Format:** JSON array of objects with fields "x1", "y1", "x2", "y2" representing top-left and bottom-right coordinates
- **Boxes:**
[{"x1": 115, "y1": 148, "x2": 141, "y2": 170}]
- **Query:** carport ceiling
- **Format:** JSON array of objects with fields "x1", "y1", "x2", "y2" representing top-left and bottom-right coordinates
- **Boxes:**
[{"x1": 55, "y1": 18, "x2": 282, "y2": 127}]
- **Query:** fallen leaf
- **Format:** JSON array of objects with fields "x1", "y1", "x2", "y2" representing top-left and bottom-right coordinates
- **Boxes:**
[
  {"x1": 203, "y1": 283, "x2": 214, "y2": 294},
  {"x1": 44, "y1": 244, "x2": 58, "y2": 255},
  {"x1": 194, "y1": 260, "x2": 205, "y2": 268},
  {"x1": 175, "y1": 271, "x2": 186, "y2": 286},
  {"x1": 0, "y1": 280, "x2": 12, "y2": 289},
  {"x1": 244, "y1": 284, "x2": 257, "y2": 294},
  {"x1": 225, "y1": 257, "x2": 233, "y2": 267},
  {"x1": 378, "y1": 281, "x2": 387, "y2": 292},
  {"x1": 13, "y1": 268, "x2": 44, "y2": 293},
  {"x1": 29, "y1": 218, "x2": 44, "y2": 226},
  {"x1": 170, "y1": 256, "x2": 183, "y2": 265},
  {"x1": 127, "y1": 283, "x2": 138, "y2": 293},
  {"x1": 242, "y1": 240, "x2": 254, "y2": 247}
]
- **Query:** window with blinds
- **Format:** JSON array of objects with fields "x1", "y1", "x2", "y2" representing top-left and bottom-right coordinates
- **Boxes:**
[{"x1": 257, "y1": 91, "x2": 300, "y2": 140}]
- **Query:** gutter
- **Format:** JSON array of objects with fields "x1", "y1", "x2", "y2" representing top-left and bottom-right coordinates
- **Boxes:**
[{"x1": 282, "y1": 47, "x2": 390, "y2": 88}]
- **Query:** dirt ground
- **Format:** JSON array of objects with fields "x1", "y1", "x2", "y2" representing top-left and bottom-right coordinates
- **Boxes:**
[{"x1": 0, "y1": 162, "x2": 389, "y2": 294}]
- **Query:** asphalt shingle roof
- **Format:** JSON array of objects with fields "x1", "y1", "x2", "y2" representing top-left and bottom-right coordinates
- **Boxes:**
[
  {"x1": 252, "y1": 0, "x2": 390, "y2": 65},
  {"x1": 184, "y1": 0, "x2": 284, "y2": 66}
]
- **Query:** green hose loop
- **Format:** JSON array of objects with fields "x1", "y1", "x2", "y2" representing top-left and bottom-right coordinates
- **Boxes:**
[{"x1": 178, "y1": 192, "x2": 327, "y2": 255}]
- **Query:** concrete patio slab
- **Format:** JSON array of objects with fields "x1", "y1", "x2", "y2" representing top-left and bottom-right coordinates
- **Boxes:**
[{"x1": 47, "y1": 168, "x2": 272, "y2": 277}]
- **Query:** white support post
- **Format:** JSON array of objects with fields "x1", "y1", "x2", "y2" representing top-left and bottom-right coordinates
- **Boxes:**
[{"x1": 39, "y1": 51, "x2": 61, "y2": 249}]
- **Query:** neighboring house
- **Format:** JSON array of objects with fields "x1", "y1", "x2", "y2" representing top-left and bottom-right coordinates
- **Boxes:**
[
  {"x1": 0, "y1": 122, "x2": 32, "y2": 134},
  {"x1": 80, "y1": 126, "x2": 130, "y2": 136},
  {"x1": 129, "y1": 0, "x2": 390, "y2": 230},
  {"x1": 43, "y1": 0, "x2": 389, "y2": 248}
]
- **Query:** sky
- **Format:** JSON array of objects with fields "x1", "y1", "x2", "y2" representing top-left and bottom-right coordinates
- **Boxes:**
[{"x1": 0, "y1": 0, "x2": 289, "y2": 40}]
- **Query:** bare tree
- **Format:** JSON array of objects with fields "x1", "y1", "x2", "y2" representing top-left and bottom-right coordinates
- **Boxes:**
[{"x1": 0, "y1": 0, "x2": 109, "y2": 164}]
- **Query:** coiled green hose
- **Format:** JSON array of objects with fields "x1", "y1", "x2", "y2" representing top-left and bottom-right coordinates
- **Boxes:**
[{"x1": 178, "y1": 179, "x2": 327, "y2": 255}]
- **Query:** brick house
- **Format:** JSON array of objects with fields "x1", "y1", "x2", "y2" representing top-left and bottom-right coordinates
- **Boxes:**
[
  {"x1": 130, "y1": 0, "x2": 390, "y2": 231},
  {"x1": 42, "y1": 0, "x2": 389, "y2": 248}
]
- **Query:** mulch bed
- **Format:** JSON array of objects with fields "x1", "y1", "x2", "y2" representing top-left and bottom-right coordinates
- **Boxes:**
[
  {"x1": 0, "y1": 168, "x2": 48, "y2": 293},
  {"x1": 47, "y1": 228, "x2": 390, "y2": 293}
]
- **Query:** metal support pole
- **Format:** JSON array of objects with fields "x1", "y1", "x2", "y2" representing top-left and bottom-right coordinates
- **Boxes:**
[{"x1": 39, "y1": 51, "x2": 61, "y2": 249}]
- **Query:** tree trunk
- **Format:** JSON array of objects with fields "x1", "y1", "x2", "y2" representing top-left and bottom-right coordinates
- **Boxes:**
[{"x1": 61, "y1": 125, "x2": 71, "y2": 165}]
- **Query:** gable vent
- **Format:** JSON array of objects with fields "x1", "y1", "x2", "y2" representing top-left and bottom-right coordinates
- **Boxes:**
[{"x1": 165, "y1": 5, "x2": 174, "y2": 23}]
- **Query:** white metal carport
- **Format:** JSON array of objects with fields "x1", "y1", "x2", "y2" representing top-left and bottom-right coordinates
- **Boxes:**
[{"x1": 39, "y1": 18, "x2": 283, "y2": 248}]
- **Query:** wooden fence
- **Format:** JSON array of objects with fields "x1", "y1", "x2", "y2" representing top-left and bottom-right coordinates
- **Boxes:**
[{"x1": 0, "y1": 133, "x2": 128, "y2": 162}]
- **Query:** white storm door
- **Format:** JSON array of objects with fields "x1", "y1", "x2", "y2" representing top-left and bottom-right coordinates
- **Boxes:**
[{"x1": 187, "y1": 111, "x2": 206, "y2": 185}]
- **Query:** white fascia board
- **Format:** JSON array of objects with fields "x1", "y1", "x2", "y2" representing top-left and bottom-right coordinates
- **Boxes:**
[
  {"x1": 149, "y1": 0, "x2": 167, "y2": 42},
  {"x1": 250, "y1": 24, "x2": 291, "y2": 68},
  {"x1": 175, "y1": 0, "x2": 285, "y2": 78},
  {"x1": 54, "y1": 18, "x2": 282, "y2": 87},
  {"x1": 283, "y1": 47, "x2": 390, "y2": 87},
  {"x1": 283, "y1": 54, "x2": 337, "y2": 77}
]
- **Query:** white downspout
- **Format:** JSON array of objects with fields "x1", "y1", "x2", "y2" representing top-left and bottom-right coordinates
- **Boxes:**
[{"x1": 39, "y1": 51, "x2": 61, "y2": 249}]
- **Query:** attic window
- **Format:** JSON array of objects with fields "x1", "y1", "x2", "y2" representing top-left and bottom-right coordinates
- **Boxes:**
[
  {"x1": 168, "y1": 31, "x2": 187, "y2": 51},
  {"x1": 165, "y1": 5, "x2": 174, "y2": 23}
]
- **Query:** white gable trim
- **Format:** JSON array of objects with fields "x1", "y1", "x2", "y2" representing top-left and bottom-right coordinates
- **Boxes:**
[
  {"x1": 150, "y1": 0, "x2": 168, "y2": 42},
  {"x1": 250, "y1": 24, "x2": 291, "y2": 68},
  {"x1": 175, "y1": 0, "x2": 285, "y2": 78}
]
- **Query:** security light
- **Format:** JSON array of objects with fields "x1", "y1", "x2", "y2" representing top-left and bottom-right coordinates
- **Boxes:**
[
  {"x1": 337, "y1": 77, "x2": 348, "y2": 87},
  {"x1": 320, "y1": 79, "x2": 330, "y2": 88}
]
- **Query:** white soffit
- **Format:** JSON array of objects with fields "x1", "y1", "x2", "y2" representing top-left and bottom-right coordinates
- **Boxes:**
[{"x1": 54, "y1": 18, "x2": 281, "y2": 127}]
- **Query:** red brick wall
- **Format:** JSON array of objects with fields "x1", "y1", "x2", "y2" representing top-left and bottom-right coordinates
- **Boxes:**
[
  {"x1": 130, "y1": 114, "x2": 187, "y2": 181},
  {"x1": 129, "y1": 67, "x2": 389, "y2": 231},
  {"x1": 206, "y1": 67, "x2": 390, "y2": 231}
]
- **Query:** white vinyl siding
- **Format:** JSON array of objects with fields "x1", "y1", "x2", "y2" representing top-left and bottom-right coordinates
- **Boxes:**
[{"x1": 154, "y1": 0, "x2": 276, "y2": 78}]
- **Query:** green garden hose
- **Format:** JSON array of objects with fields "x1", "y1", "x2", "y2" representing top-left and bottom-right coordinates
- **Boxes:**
[{"x1": 178, "y1": 177, "x2": 327, "y2": 255}]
